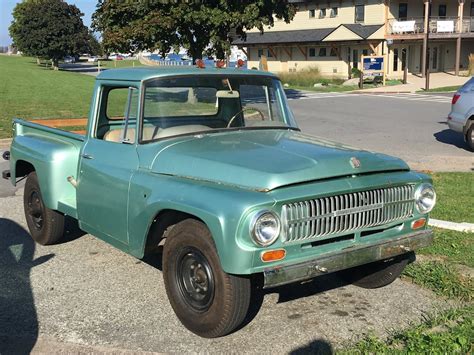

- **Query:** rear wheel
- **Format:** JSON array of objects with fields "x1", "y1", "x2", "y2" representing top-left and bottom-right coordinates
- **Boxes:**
[
  {"x1": 163, "y1": 219, "x2": 251, "y2": 338},
  {"x1": 341, "y1": 252, "x2": 413, "y2": 289},
  {"x1": 23, "y1": 172, "x2": 65, "y2": 245},
  {"x1": 466, "y1": 124, "x2": 474, "y2": 152}
]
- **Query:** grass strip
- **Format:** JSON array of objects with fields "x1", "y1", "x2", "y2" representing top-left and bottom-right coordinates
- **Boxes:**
[
  {"x1": 339, "y1": 305, "x2": 474, "y2": 354},
  {"x1": 430, "y1": 172, "x2": 474, "y2": 223},
  {"x1": 419, "y1": 228, "x2": 474, "y2": 268},
  {"x1": 403, "y1": 261, "x2": 473, "y2": 302}
]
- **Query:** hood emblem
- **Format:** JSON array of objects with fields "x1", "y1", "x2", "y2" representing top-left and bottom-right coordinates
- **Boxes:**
[{"x1": 350, "y1": 157, "x2": 361, "y2": 169}]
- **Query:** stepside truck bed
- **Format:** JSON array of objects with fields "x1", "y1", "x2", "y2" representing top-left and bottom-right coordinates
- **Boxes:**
[{"x1": 10, "y1": 118, "x2": 84, "y2": 217}]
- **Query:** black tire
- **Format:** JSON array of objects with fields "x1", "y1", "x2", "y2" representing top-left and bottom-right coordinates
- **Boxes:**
[
  {"x1": 163, "y1": 219, "x2": 251, "y2": 338},
  {"x1": 466, "y1": 125, "x2": 474, "y2": 152},
  {"x1": 341, "y1": 252, "x2": 414, "y2": 289},
  {"x1": 23, "y1": 172, "x2": 65, "y2": 245}
]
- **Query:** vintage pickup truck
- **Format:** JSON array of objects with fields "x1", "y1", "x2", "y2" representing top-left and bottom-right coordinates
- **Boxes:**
[{"x1": 3, "y1": 66, "x2": 436, "y2": 338}]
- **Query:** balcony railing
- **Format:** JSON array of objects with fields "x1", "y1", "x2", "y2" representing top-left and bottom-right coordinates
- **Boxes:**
[{"x1": 387, "y1": 17, "x2": 474, "y2": 35}]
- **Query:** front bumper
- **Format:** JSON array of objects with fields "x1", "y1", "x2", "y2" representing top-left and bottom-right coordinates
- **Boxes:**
[{"x1": 263, "y1": 229, "x2": 433, "y2": 288}]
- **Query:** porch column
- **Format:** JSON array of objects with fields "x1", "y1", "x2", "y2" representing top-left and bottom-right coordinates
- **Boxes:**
[
  {"x1": 455, "y1": 0, "x2": 465, "y2": 76},
  {"x1": 421, "y1": 0, "x2": 430, "y2": 78}
]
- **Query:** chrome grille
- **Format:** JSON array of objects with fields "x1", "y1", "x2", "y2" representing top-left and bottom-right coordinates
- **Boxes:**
[{"x1": 281, "y1": 185, "x2": 415, "y2": 243}]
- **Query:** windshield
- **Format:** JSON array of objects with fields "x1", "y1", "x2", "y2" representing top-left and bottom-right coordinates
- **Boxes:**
[{"x1": 140, "y1": 75, "x2": 297, "y2": 142}]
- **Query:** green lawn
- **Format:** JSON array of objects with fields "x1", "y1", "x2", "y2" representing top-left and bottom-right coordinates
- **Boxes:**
[
  {"x1": 431, "y1": 172, "x2": 474, "y2": 223},
  {"x1": 0, "y1": 55, "x2": 94, "y2": 138}
]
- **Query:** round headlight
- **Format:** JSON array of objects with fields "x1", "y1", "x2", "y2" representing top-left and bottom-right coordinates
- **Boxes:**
[
  {"x1": 415, "y1": 183, "x2": 436, "y2": 214},
  {"x1": 250, "y1": 211, "x2": 281, "y2": 246}
]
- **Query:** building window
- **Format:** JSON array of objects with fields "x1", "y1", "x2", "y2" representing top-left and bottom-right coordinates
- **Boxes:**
[
  {"x1": 309, "y1": 9, "x2": 316, "y2": 18},
  {"x1": 319, "y1": 8, "x2": 327, "y2": 18},
  {"x1": 355, "y1": 5, "x2": 365, "y2": 23},
  {"x1": 439, "y1": 5, "x2": 447, "y2": 19},
  {"x1": 257, "y1": 49, "x2": 263, "y2": 58},
  {"x1": 330, "y1": 7, "x2": 338, "y2": 18},
  {"x1": 309, "y1": 48, "x2": 316, "y2": 57},
  {"x1": 266, "y1": 49, "x2": 273, "y2": 58},
  {"x1": 319, "y1": 48, "x2": 327, "y2": 57},
  {"x1": 330, "y1": 47, "x2": 338, "y2": 57},
  {"x1": 471, "y1": 2, "x2": 474, "y2": 16},
  {"x1": 362, "y1": 49, "x2": 369, "y2": 56},
  {"x1": 352, "y1": 49, "x2": 359, "y2": 69},
  {"x1": 399, "y1": 3, "x2": 408, "y2": 20}
]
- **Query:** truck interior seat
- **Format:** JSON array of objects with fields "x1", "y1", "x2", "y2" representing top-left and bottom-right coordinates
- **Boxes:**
[
  {"x1": 103, "y1": 125, "x2": 210, "y2": 142},
  {"x1": 153, "y1": 125, "x2": 210, "y2": 139}
]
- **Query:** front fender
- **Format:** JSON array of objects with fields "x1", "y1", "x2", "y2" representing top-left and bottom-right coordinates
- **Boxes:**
[{"x1": 127, "y1": 171, "x2": 275, "y2": 274}]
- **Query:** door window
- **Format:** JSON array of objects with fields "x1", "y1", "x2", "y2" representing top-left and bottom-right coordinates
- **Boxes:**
[
  {"x1": 98, "y1": 87, "x2": 139, "y2": 143},
  {"x1": 393, "y1": 48, "x2": 399, "y2": 72}
]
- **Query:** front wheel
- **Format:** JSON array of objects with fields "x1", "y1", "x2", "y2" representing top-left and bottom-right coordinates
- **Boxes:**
[
  {"x1": 23, "y1": 172, "x2": 65, "y2": 245},
  {"x1": 163, "y1": 219, "x2": 251, "y2": 338},
  {"x1": 341, "y1": 252, "x2": 414, "y2": 289}
]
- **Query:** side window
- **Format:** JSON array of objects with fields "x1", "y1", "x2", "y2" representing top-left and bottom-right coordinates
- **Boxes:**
[{"x1": 97, "y1": 87, "x2": 139, "y2": 143}]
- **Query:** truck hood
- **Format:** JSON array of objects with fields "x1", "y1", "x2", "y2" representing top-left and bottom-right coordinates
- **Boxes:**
[{"x1": 150, "y1": 129, "x2": 409, "y2": 191}]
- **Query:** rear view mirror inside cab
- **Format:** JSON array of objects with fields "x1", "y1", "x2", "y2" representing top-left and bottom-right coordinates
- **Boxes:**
[{"x1": 216, "y1": 90, "x2": 240, "y2": 99}]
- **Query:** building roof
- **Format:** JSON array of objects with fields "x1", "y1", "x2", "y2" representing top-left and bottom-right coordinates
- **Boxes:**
[
  {"x1": 343, "y1": 24, "x2": 383, "y2": 39},
  {"x1": 233, "y1": 28, "x2": 335, "y2": 45},
  {"x1": 233, "y1": 24, "x2": 384, "y2": 46},
  {"x1": 96, "y1": 66, "x2": 278, "y2": 82}
]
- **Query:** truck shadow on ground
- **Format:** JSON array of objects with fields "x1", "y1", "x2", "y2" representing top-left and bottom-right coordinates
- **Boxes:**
[
  {"x1": 434, "y1": 128, "x2": 470, "y2": 151},
  {"x1": 0, "y1": 218, "x2": 54, "y2": 354}
]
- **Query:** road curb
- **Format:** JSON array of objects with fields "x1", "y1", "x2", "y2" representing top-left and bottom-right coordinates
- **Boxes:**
[{"x1": 428, "y1": 218, "x2": 474, "y2": 232}]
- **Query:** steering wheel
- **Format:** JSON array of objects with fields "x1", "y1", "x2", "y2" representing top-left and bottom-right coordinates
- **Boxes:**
[{"x1": 227, "y1": 107, "x2": 265, "y2": 128}]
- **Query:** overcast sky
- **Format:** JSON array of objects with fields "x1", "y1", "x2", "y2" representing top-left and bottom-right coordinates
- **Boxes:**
[{"x1": 1, "y1": 0, "x2": 97, "y2": 46}]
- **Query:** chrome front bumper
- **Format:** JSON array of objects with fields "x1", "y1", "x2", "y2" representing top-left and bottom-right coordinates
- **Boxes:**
[{"x1": 263, "y1": 229, "x2": 433, "y2": 288}]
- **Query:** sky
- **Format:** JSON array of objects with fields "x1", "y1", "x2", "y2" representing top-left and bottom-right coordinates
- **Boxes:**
[{"x1": 0, "y1": 0, "x2": 97, "y2": 46}]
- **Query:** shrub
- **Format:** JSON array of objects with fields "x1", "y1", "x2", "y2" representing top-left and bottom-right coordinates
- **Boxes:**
[{"x1": 277, "y1": 66, "x2": 344, "y2": 87}]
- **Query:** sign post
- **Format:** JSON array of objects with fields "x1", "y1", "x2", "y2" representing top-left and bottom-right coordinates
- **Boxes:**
[{"x1": 361, "y1": 55, "x2": 386, "y2": 86}]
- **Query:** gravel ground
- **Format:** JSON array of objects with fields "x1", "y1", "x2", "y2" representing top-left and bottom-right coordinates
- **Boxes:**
[{"x1": 0, "y1": 192, "x2": 449, "y2": 354}]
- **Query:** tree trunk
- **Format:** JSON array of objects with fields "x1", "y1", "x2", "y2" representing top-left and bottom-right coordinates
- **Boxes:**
[
  {"x1": 36, "y1": 57, "x2": 41, "y2": 65},
  {"x1": 52, "y1": 59, "x2": 59, "y2": 70}
]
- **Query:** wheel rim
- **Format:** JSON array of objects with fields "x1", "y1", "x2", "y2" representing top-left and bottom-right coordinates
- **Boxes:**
[
  {"x1": 176, "y1": 247, "x2": 215, "y2": 312},
  {"x1": 27, "y1": 190, "x2": 44, "y2": 231}
]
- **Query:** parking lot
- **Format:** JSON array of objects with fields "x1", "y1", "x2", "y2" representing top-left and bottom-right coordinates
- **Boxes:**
[{"x1": 0, "y1": 92, "x2": 470, "y2": 353}]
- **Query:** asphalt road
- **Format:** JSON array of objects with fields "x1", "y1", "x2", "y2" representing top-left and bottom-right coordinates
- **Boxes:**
[
  {"x1": 288, "y1": 91, "x2": 473, "y2": 172},
  {"x1": 0, "y1": 92, "x2": 468, "y2": 353}
]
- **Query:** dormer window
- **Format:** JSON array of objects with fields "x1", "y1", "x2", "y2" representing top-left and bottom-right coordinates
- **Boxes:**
[
  {"x1": 309, "y1": 9, "x2": 316, "y2": 18},
  {"x1": 330, "y1": 7, "x2": 338, "y2": 18},
  {"x1": 319, "y1": 8, "x2": 327, "y2": 18}
]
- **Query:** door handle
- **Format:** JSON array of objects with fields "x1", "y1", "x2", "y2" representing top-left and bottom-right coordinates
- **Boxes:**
[{"x1": 81, "y1": 154, "x2": 94, "y2": 160}]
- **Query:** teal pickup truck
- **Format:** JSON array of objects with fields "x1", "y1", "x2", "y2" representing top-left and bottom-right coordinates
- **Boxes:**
[{"x1": 3, "y1": 66, "x2": 436, "y2": 338}]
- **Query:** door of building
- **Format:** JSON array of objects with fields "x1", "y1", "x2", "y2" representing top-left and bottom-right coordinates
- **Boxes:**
[{"x1": 428, "y1": 46, "x2": 439, "y2": 72}]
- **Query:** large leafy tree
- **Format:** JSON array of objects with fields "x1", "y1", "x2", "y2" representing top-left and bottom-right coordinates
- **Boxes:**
[
  {"x1": 92, "y1": 1, "x2": 296, "y2": 61},
  {"x1": 9, "y1": 0, "x2": 92, "y2": 69}
]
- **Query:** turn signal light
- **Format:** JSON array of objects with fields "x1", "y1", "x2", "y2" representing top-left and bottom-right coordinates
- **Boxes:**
[
  {"x1": 411, "y1": 218, "x2": 426, "y2": 230},
  {"x1": 237, "y1": 59, "x2": 245, "y2": 68},
  {"x1": 216, "y1": 60, "x2": 226, "y2": 68},
  {"x1": 452, "y1": 93, "x2": 461, "y2": 105},
  {"x1": 261, "y1": 249, "x2": 286, "y2": 262}
]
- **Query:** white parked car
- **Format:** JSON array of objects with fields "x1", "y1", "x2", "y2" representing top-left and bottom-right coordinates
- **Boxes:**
[
  {"x1": 63, "y1": 56, "x2": 75, "y2": 63},
  {"x1": 87, "y1": 56, "x2": 99, "y2": 62},
  {"x1": 448, "y1": 77, "x2": 474, "y2": 151}
]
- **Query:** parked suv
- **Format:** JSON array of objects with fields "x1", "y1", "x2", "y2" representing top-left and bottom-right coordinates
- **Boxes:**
[{"x1": 448, "y1": 77, "x2": 474, "y2": 151}]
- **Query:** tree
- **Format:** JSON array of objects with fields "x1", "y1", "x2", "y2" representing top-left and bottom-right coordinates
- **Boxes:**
[
  {"x1": 9, "y1": 0, "x2": 91, "y2": 69},
  {"x1": 92, "y1": 1, "x2": 296, "y2": 62}
]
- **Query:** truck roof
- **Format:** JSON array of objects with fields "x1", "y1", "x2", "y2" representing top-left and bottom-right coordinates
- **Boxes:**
[{"x1": 96, "y1": 66, "x2": 278, "y2": 82}]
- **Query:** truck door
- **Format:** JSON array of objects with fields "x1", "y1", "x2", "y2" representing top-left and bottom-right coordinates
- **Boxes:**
[{"x1": 77, "y1": 85, "x2": 139, "y2": 246}]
